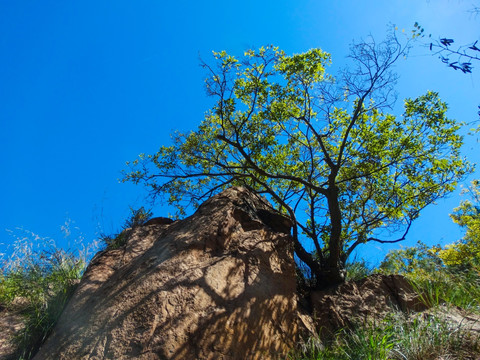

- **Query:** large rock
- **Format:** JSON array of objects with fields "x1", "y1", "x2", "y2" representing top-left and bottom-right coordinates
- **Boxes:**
[
  {"x1": 310, "y1": 273, "x2": 428, "y2": 337},
  {"x1": 33, "y1": 187, "x2": 301, "y2": 360}
]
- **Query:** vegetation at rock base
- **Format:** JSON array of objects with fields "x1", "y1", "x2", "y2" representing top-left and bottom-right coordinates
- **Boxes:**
[
  {"x1": 0, "y1": 207, "x2": 150, "y2": 360},
  {"x1": 378, "y1": 180, "x2": 480, "y2": 312},
  {"x1": 0, "y1": 230, "x2": 88, "y2": 360},
  {"x1": 290, "y1": 310, "x2": 480, "y2": 360},
  {"x1": 290, "y1": 241, "x2": 480, "y2": 359},
  {"x1": 380, "y1": 242, "x2": 480, "y2": 311},
  {"x1": 123, "y1": 31, "x2": 472, "y2": 288}
]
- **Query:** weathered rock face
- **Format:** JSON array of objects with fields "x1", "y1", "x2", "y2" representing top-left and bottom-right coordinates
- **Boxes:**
[
  {"x1": 33, "y1": 187, "x2": 300, "y2": 360},
  {"x1": 0, "y1": 306, "x2": 25, "y2": 360},
  {"x1": 310, "y1": 274, "x2": 428, "y2": 337}
]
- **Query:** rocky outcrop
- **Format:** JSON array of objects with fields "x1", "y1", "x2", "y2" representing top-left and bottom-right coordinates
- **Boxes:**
[
  {"x1": 0, "y1": 306, "x2": 25, "y2": 360},
  {"x1": 33, "y1": 187, "x2": 301, "y2": 360},
  {"x1": 310, "y1": 274, "x2": 428, "y2": 337}
]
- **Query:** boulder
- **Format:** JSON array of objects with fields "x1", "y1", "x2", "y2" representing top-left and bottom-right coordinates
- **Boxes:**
[
  {"x1": 310, "y1": 273, "x2": 428, "y2": 337},
  {"x1": 33, "y1": 187, "x2": 301, "y2": 360}
]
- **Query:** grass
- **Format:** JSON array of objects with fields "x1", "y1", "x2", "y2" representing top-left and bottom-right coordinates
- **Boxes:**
[
  {"x1": 0, "y1": 206, "x2": 153, "y2": 358},
  {"x1": 0, "y1": 208, "x2": 150, "y2": 359},
  {"x1": 289, "y1": 311, "x2": 480, "y2": 360},
  {"x1": 378, "y1": 242, "x2": 480, "y2": 311},
  {"x1": 99, "y1": 230, "x2": 131, "y2": 250},
  {"x1": 390, "y1": 312, "x2": 479, "y2": 360},
  {"x1": 345, "y1": 258, "x2": 373, "y2": 282},
  {"x1": 0, "y1": 229, "x2": 91, "y2": 360},
  {"x1": 411, "y1": 267, "x2": 480, "y2": 311}
]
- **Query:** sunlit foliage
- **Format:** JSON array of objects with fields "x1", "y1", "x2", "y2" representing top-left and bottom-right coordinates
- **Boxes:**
[{"x1": 124, "y1": 34, "x2": 471, "y2": 287}]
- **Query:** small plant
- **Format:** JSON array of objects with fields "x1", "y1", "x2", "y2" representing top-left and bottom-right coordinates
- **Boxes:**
[
  {"x1": 409, "y1": 277, "x2": 442, "y2": 308},
  {"x1": 289, "y1": 320, "x2": 395, "y2": 360},
  {"x1": 99, "y1": 231, "x2": 130, "y2": 250},
  {"x1": 345, "y1": 258, "x2": 373, "y2": 282},
  {"x1": 123, "y1": 206, "x2": 153, "y2": 229},
  {"x1": 339, "y1": 323, "x2": 395, "y2": 359},
  {"x1": 100, "y1": 206, "x2": 152, "y2": 249}
]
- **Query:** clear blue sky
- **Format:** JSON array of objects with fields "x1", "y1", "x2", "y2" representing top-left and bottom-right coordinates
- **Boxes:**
[{"x1": 1, "y1": 0, "x2": 479, "y2": 264}]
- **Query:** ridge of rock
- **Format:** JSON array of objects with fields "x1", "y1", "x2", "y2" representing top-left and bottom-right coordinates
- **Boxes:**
[{"x1": 310, "y1": 273, "x2": 428, "y2": 337}]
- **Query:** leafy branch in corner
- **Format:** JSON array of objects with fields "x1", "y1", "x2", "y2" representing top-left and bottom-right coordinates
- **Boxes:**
[{"x1": 412, "y1": 22, "x2": 479, "y2": 74}]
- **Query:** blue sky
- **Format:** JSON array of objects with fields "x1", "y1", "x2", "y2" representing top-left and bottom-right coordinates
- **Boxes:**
[{"x1": 1, "y1": 1, "x2": 479, "y2": 264}]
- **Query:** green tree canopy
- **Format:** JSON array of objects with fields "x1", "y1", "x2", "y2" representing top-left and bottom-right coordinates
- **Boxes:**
[{"x1": 124, "y1": 34, "x2": 472, "y2": 288}]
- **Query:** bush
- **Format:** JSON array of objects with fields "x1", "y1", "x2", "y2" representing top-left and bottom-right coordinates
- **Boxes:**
[{"x1": 290, "y1": 241, "x2": 480, "y2": 359}]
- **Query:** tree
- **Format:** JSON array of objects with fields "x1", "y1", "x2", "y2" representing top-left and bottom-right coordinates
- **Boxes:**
[
  {"x1": 123, "y1": 33, "x2": 472, "y2": 288},
  {"x1": 438, "y1": 180, "x2": 480, "y2": 266}
]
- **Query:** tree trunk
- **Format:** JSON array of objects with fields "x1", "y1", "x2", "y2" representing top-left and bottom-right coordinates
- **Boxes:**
[{"x1": 322, "y1": 184, "x2": 346, "y2": 287}]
